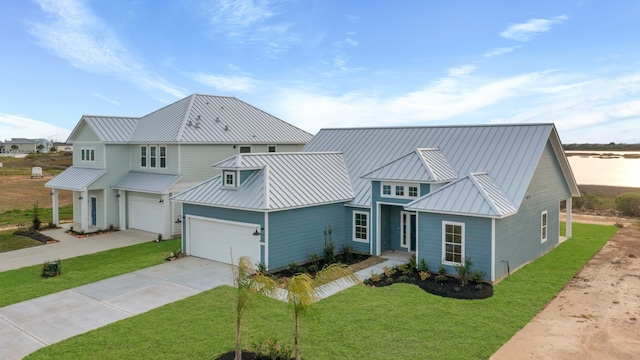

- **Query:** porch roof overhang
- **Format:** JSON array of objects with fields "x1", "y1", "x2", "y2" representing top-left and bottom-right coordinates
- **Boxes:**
[
  {"x1": 112, "y1": 171, "x2": 182, "y2": 194},
  {"x1": 45, "y1": 166, "x2": 107, "y2": 191}
]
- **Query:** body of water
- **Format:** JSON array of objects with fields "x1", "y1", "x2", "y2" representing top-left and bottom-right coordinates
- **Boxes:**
[{"x1": 566, "y1": 151, "x2": 640, "y2": 188}]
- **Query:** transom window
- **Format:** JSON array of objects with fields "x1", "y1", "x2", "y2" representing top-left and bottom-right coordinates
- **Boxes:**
[
  {"x1": 81, "y1": 148, "x2": 95, "y2": 162},
  {"x1": 381, "y1": 182, "x2": 420, "y2": 199},
  {"x1": 239, "y1": 146, "x2": 251, "y2": 153},
  {"x1": 353, "y1": 211, "x2": 369, "y2": 243},
  {"x1": 442, "y1": 222, "x2": 464, "y2": 265},
  {"x1": 541, "y1": 211, "x2": 548, "y2": 243},
  {"x1": 268, "y1": 145, "x2": 277, "y2": 153}
]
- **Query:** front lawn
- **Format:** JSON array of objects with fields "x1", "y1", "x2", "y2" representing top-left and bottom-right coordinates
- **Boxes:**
[
  {"x1": 0, "y1": 229, "x2": 43, "y2": 252},
  {"x1": 0, "y1": 205, "x2": 73, "y2": 228},
  {"x1": 0, "y1": 238, "x2": 180, "y2": 307},
  {"x1": 26, "y1": 223, "x2": 617, "y2": 359}
]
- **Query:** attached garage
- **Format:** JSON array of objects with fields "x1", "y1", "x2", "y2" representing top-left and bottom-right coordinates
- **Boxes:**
[
  {"x1": 186, "y1": 216, "x2": 261, "y2": 265},
  {"x1": 129, "y1": 197, "x2": 164, "y2": 234}
]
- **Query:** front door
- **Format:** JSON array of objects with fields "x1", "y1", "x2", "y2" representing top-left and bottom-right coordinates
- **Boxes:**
[{"x1": 90, "y1": 197, "x2": 97, "y2": 226}]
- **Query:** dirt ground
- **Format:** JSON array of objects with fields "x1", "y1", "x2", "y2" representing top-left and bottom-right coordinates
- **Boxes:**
[
  {"x1": 0, "y1": 175, "x2": 73, "y2": 214},
  {"x1": 492, "y1": 213, "x2": 640, "y2": 359}
]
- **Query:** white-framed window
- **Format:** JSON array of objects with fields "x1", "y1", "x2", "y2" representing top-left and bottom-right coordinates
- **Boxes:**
[
  {"x1": 268, "y1": 145, "x2": 276, "y2": 153},
  {"x1": 81, "y1": 148, "x2": 95, "y2": 162},
  {"x1": 239, "y1": 146, "x2": 251, "y2": 153},
  {"x1": 541, "y1": 211, "x2": 548, "y2": 243},
  {"x1": 381, "y1": 182, "x2": 420, "y2": 199},
  {"x1": 150, "y1": 146, "x2": 157, "y2": 168},
  {"x1": 442, "y1": 221, "x2": 464, "y2": 265},
  {"x1": 353, "y1": 211, "x2": 369, "y2": 243},
  {"x1": 223, "y1": 170, "x2": 236, "y2": 187},
  {"x1": 140, "y1": 146, "x2": 147, "y2": 167},
  {"x1": 160, "y1": 146, "x2": 166, "y2": 168}
]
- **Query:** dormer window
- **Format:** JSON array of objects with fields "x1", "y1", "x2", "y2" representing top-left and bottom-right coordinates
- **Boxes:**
[
  {"x1": 381, "y1": 182, "x2": 420, "y2": 199},
  {"x1": 223, "y1": 170, "x2": 236, "y2": 187}
]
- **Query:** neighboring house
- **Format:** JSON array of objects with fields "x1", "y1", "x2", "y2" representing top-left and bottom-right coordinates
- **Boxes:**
[
  {"x1": 45, "y1": 94, "x2": 312, "y2": 238},
  {"x1": 52, "y1": 142, "x2": 74, "y2": 153},
  {"x1": 172, "y1": 123, "x2": 579, "y2": 283},
  {"x1": 3, "y1": 138, "x2": 50, "y2": 153}
]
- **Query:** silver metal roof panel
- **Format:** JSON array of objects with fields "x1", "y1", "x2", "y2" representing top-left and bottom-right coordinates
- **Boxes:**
[
  {"x1": 362, "y1": 148, "x2": 458, "y2": 183},
  {"x1": 45, "y1": 166, "x2": 107, "y2": 191},
  {"x1": 82, "y1": 116, "x2": 139, "y2": 142},
  {"x1": 112, "y1": 171, "x2": 182, "y2": 194}
]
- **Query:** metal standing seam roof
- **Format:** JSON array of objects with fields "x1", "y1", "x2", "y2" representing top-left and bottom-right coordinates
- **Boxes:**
[
  {"x1": 45, "y1": 167, "x2": 107, "y2": 191},
  {"x1": 112, "y1": 171, "x2": 183, "y2": 194},
  {"x1": 68, "y1": 94, "x2": 312, "y2": 145},
  {"x1": 405, "y1": 172, "x2": 517, "y2": 218},
  {"x1": 361, "y1": 148, "x2": 458, "y2": 183},
  {"x1": 302, "y1": 124, "x2": 577, "y2": 209},
  {"x1": 172, "y1": 152, "x2": 354, "y2": 211}
]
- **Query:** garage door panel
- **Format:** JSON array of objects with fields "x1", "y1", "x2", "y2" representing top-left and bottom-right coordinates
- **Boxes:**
[
  {"x1": 129, "y1": 198, "x2": 163, "y2": 234},
  {"x1": 188, "y1": 217, "x2": 260, "y2": 266}
]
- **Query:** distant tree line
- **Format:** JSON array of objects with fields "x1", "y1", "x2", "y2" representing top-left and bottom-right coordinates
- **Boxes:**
[{"x1": 563, "y1": 142, "x2": 640, "y2": 151}]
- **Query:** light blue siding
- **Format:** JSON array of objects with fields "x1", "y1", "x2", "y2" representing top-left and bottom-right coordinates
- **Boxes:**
[
  {"x1": 494, "y1": 140, "x2": 571, "y2": 281},
  {"x1": 417, "y1": 213, "x2": 492, "y2": 277},
  {"x1": 268, "y1": 203, "x2": 348, "y2": 270}
]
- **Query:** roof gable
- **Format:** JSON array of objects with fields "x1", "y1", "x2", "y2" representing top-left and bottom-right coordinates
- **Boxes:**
[
  {"x1": 406, "y1": 172, "x2": 517, "y2": 218},
  {"x1": 362, "y1": 148, "x2": 457, "y2": 183}
]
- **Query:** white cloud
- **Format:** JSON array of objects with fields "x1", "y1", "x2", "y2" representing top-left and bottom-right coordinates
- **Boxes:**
[
  {"x1": 0, "y1": 113, "x2": 71, "y2": 141},
  {"x1": 484, "y1": 46, "x2": 520, "y2": 58},
  {"x1": 93, "y1": 93, "x2": 120, "y2": 106},
  {"x1": 345, "y1": 37, "x2": 358, "y2": 46},
  {"x1": 194, "y1": 73, "x2": 257, "y2": 92},
  {"x1": 447, "y1": 65, "x2": 477, "y2": 77},
  {"x1": 500, "y1": 15, "x2": 568, "y2": 42},
  {"x1": 29, "y1": 0, "x2": 186, "y2": 100}
]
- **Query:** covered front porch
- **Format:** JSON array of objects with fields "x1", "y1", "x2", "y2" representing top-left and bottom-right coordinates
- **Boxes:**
[{"x1": 375, "y1": 203, "x2": 417, "y2": 255}]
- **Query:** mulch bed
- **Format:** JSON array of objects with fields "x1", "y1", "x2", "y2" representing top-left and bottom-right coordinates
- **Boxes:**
[
  {"x1": 365, "y1": 271, "x2": 493, "y2": 300},
  {"x1": 216, "y1": 350, "x2": 292, "y2": 360},
  {"x1": 14, "y1": 229, "x2": 58, "y2": 244},
  {"x1": 269, "y1": 252, "x2": 370, "y2": 279},
  {"x1": 65, "y1": 228, "x2": 118, "y2": 238}
]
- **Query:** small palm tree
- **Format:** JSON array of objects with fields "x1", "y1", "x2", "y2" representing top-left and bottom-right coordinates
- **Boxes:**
[
  {"x1": 286, "y1": 264, "x2": 359, "y2": 360},
  {"x1": 233, "y1": 256, "x2": 277, "y2": 360}
]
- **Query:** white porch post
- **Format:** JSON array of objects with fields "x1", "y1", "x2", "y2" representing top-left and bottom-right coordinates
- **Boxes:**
[
  {"x1": 566, "y1": 197, "x2": 572, "y2": 238},
  {"x1": 51, "y1": 189, "x2": 59, "y2": 226},
  {"x1": 80, "y1": 190, "x2": 89, "y2": 233},
  {"x1": 161, "y1": 193, "x2": 170, "y2": 239},
  {"x1": 118, "y1": 190, "x2": 126, "y2": 230}
]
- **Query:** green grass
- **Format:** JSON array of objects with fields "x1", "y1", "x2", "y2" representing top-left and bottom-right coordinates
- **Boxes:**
[
  {"x1": 26, "y1": 223, "x2": 617, "y2": 360},
  {"x1": 0, "y1": 239, "x2": 180, "y2": 307},
  {"x1": 0, "y1": 205, "x2": 73, "y2": 228},
  {"x1": 0, "y1": 229, "x2": 43, "y2": 252}
]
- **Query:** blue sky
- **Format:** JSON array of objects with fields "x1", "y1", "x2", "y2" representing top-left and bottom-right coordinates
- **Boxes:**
[{"x1": 1, "y1": 0, "x2": 639, "y2": 144}]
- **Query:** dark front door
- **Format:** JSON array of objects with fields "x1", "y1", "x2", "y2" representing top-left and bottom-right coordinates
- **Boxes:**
[
  {"x1": 410, "y1": 214, "x2": 417, "y2": 251},
  {"x1": 90, "y1": 197, "x2": 97, "y2": 226}
]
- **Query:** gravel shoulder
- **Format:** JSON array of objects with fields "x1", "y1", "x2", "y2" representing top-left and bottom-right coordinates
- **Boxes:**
[{"x1": 492, "y1": 213, "x2": 640, "y2": 359}]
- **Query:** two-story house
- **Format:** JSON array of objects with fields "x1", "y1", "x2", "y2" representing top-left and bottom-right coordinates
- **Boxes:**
[{"x1": 46, "y1": 94, "x2": 312, "y2": 239}]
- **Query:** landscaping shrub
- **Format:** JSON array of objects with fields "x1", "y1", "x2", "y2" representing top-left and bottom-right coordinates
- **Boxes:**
[{"x1": 615, "y1": 192, "x2": 640, "y2": 217}]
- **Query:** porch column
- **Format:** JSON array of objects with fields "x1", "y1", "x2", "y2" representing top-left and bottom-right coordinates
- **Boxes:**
[
  {"x1": 565, "y1": 197, "x2": 572, "y2": 238},
  {"x1": 161, "y1": 193, "x2": 171, "y2": 239},
  {"x1": 118, "y1": 190, "x2": 126, "y2": 230},
  {"x1": 51, "y1": 188, "x2": 59, "y2": 226},
  {"x1": 80, "y1": 190, "x2": 89, "y2": 233}
]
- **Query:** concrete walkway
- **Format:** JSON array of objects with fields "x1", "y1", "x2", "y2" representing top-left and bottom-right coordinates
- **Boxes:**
[
  {"x1": 0, "y1": 225, "x2": 157, "y2": 272},
  {"x1": 0, "y1": 228, "x2": 411, "y2": 359}
]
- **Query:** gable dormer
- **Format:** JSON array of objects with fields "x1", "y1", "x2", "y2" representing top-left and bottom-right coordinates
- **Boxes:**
[{"x1": 215, "y1": 154, "x2": 263, "y2": 189}]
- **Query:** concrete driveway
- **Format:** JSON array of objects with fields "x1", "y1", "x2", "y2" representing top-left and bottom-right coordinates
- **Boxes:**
[{"x1": 0, "y1": 257, "x2": 235, "y2": 360}]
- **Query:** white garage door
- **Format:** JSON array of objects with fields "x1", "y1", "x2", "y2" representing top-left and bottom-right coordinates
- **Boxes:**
[
  {"x1": 187, "y1": 217, "x2": 260, "y2": 266},
  {"x1": 129, "y1": 197, "x2": 164, "y2": 234}
]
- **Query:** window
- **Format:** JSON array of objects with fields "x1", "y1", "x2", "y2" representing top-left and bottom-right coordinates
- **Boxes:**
[
  {"x1": 408, "y1": 186, "x2": 418, "y2": 197},
  {"x1": 381, "y1": 183, "x2": 419, "y2": 199},
  {"x1": 353, "y1": 211, "x2": 369, "y2": 242},
  {"x1": 223, "y1": 171, "x2": 236, "y2": 187},
  {"x1": 443, "y1": 222, "x2": 464, "y2": 265},
  {"x1": 140, "y1": 146, "x2": 147, "y2": 167},
  {"x1": 268, "y1": 145, "x2": 276, "y2": 153},
  {"x1": 239, "y1": 146, "x2": 251, "y2": 153},
  {"x1": 81, "y1": 148, "x2": 95, "y2": 162},
  {"x1": 160, "y1": 146, "x2": 166, "y2": 168},
  {"x1": 395, "y1": 185, "x2": 404, "y2": 196},
  {"x1": 149, "y1": 146, "x2": 157, "y2": 168},
  {"x1": 382, "y1": 184, "x2": 391, "y2": 195},
  {"x1": 541, "y1": 211, "x2": 548, "y2": 243}
]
